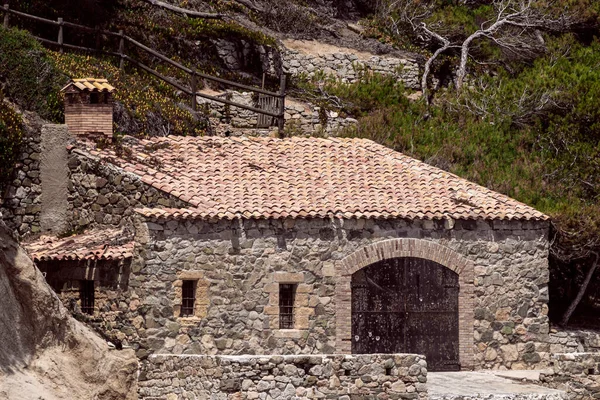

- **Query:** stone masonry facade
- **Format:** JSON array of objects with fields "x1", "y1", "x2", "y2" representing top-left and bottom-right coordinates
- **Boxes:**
[
  {"x1": 139, "y1": 354, "x2": 428, "y2": 400},
  {"x1": 128, "y1": 216, "x2": 550, "y2": 371}
]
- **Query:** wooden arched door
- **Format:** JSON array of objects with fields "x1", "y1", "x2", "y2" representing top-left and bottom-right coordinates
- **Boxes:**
[{"x1": 351, "y1": 257, "x2": 460, "y2": 371}]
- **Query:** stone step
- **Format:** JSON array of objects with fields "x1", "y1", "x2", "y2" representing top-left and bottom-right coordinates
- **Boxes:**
[{"x1": 427, "y1": 372, "x2": 567, "y2": 400}]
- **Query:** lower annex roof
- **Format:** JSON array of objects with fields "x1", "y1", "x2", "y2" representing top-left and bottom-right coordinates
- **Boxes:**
[{"x1": 23, "y1": 228, "x2": 133, "y2": 262}]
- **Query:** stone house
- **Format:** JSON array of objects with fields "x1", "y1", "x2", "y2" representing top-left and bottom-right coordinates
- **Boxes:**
[{"x1": 22, "y1": 133, "x2": 552, "y2": 376}]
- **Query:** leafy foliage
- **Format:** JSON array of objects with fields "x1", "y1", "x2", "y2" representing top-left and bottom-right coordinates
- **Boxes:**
[
  {"x1": 0, "y1": 101, "x2": 24, "y2": 189},
  {"x1": 0, "y1": 27, "x2": 64, "y2": 122},
  {"x1": 292, "y1": 69, "x2": 407, "y2": 118},
  {"x1": 50, "y1": 52, "x2": 206, "y2": 136}
]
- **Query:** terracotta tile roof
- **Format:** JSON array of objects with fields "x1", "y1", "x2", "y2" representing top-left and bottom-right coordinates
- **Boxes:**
[
  {"x1": 23, "y1": 228, "x2": 133, "y2": 262},
  {"x1": 78, "y1": 136, "x2": 548, "y2": 221},
  {"x1": 61, "y1": 78, "x2": 115, "y2": 93}
]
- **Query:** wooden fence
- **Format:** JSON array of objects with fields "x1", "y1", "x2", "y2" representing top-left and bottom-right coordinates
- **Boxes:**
[{"x1": 0, "y1": 4, "x2": 286, "y2": 133}]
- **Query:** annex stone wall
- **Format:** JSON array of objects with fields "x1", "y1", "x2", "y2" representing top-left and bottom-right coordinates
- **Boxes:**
[
  {"x1": 138, "y1": 353, "x2": 428, "y2": 400},
  {"x1": 130, "y1": 216, "x2": 550, "y2": 370},
  {"x1": 37, "y1": 258, "x2": 138, "y2": 347},
  {"x1": 66, "y1": 147, "x2": 191, "y2": 233},
  {"x1": 547, "y1": 330, "x2": 600, "y2": 354}
]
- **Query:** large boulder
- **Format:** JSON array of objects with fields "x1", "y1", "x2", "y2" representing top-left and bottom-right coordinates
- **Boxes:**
[{"x1": 0, "y1": 224, "x2": 137, "y2": 400}]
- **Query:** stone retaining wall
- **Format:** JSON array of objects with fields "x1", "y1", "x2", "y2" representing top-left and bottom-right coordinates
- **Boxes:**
[
  {"x1": 547, "y1": 330, "x2": 600, "y2": 354},
  {"x1": 199, "y1": 91, "x2": 356, "y2": 135},
  {"x1": 211, "y1": 39, "x2": 421, "y2": 90},
  {"x1": 1, "y1": 122, "x2": 42, "y2": 237},
  {"x1": 541, "y1": 353, "x2": 600, "y2": 399},
  {"x1": 282, "y1": 48, "x2": 421, "y2": 89},
  {"x1": 138, "y1": 353, "x2": 428, "y2": 400}
]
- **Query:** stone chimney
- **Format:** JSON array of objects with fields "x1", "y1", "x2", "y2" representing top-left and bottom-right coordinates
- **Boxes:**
[{"x1": 61, "y1": 78, "x2": 115, "y2": 139}]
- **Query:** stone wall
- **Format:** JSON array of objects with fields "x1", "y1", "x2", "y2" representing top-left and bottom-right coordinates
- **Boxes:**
[
  {"x1": 199, "y1": 91, "x2": 357, "y2": 135},
  {"x1": 541, "y1": 353, "x2": 600, "y2": 399},
  {"x1": 547, "y1": 330, "x2": 600, "y2": 354},
  {"x1": 282, "y1": 47, "x2": 421, "y2": 89},
  {"x1": 212, "y1": 39, "x2": 421, "y2": 90},
  {"x1": 37, "y1": 258, "x2": 137, "y2": 347},
  {"x1": 3, "y1": 132, "x2": 192, "y2": 237},
  {"x1": 138, "y1": 353, "x2": 428, "y2": 400},
  {"x1": 130, "y1": 216, "x2": 550, "y2": 370},
  {"x1": 65, "y1": 147, "x2": 191, "y2": 233},
  {"x1": 1, "y1": 119, "x2": 42, "y2": 237}
]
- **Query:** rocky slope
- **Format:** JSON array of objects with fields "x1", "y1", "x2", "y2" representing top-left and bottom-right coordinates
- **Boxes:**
[{"x1": 0, "y1": 222, "x2": 137, "y2": 400}]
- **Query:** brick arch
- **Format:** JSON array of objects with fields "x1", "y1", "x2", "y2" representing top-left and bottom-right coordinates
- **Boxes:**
[{"x1": 335, "y1": 238, "x2": 474, "y2": 370}]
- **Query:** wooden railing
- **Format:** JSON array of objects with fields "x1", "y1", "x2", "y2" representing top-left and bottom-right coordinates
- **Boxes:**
[{"x1": 0, "y1": 3, "x2": 287, "y2": 132}]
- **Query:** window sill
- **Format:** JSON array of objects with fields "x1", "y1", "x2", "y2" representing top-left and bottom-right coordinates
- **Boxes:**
[
  {"x1": 176, "y1": 316, "x2": 202, "y2": 325},
  {"x1": 274, "y1": 329, "x2": 307, "y2": 339}
]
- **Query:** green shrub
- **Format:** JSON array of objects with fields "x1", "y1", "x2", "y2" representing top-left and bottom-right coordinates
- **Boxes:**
[
  {"x1": 0, "y1": 101, "x2": 24, "y2": 188},
  {"x1": 293, "y1": 70, "x2": 407, "y2": 117},
  {"x1": 0, "y1": 27, "x2": 64, "y2": 122},
  {"x1": 340, "y1": 38, "x2": 600, "y2": 276}
]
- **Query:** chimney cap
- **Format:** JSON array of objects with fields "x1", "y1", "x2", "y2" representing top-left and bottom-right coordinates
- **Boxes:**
[{"x1": 61, "y1": 78, "x2": 116, "y2": 93}]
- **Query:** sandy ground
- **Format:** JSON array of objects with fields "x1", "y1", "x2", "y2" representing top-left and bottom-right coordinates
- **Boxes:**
[
  {"x1": 428, "y1": 371, "x2": 565, "y2": 396},
  {"x1": 283, "y1": 38, "x2": 384, "y2": 60}
]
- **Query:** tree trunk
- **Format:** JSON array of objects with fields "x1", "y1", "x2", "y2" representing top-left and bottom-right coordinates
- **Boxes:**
[
  {"x1": 422, "y1": 43, "x2": 451, "y2": 104},
  {"x1": 561, "y1": 252, "x2": 599, "y2": 327},
  {"x1": 456, "y1": 32, "x2": 483, "y2": 91},
  {"x1": 418, "y1": 23, "x2": 452, "y2": 104},
  {"x1": 141, "y1": 0, "x2": 223, "y2": 18}
]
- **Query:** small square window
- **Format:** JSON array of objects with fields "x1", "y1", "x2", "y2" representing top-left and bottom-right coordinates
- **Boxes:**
[
  {"x1": 80, "y1": 280, "x2": 95, "y2": 315},
  {"x1": 279, "y1": 284, "x2": 296, "y2": 329},
  {"x1": 181, "y1": 280, "x2": 196, "y2": 317}
]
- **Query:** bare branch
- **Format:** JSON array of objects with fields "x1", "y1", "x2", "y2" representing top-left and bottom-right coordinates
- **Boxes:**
[
  {"x1": 381, "y1": 0, "x2": 574, "y2": 96},
  {"x1": 141, "y1": 0, "x2": 224, "y2": 19}
]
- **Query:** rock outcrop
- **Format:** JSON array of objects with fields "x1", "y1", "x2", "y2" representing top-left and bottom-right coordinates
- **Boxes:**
[{"x1": 0, "y1": 223, "x2": 138, "y2": 400}]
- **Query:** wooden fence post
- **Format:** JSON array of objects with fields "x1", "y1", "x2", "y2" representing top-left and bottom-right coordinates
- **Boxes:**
[
  {"x1": 277, "y1": 74, "x2": 287, "y2": 138},
  {"x1": 57, "y1": 18, "x2": 64, "y2": 53},
  {"x1": 118, "y1": 30, "x2": 125, "y2": 70},
  {"x1": 191, "y1": 71, "x2": 197, "y2": 112},
  {"x1": 3, "y1": 4, "x2": 9, "y2": 29}
]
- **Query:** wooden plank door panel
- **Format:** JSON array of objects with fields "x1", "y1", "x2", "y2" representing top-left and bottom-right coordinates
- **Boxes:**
[{"x1": 351, "y1": 257, "x2": 460, "y2": 371}]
